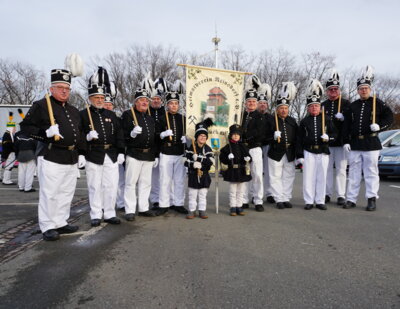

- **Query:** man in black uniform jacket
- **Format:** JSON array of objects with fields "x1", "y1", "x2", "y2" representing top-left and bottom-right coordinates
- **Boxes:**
[{"x1": 21, "y1": 68, "x2": 85, "y2": 241}]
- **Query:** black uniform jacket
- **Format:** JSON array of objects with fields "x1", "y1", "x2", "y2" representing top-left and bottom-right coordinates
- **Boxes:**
[
  {"x1": 184, "y1": 143, "x2": 214, "y2": 189},
  {"x1": 296, "y1": 113, "x2": 337, "y2": 158},
  {"x1": 149, "y1": 106, "x2": 166, "y2": 158},
  {"x1": 220, "y1": 140, "x2": 252, "y2": 183},
  {"x1": 80, "y1": 106, "x2": 124, "y2": 164},
  {"x1": 158, "y1": 112, "x2": 185, "y2": 156},
  {"x1": 14, "y1": 131, "x2": 37, "y2": 162},
  {"x1": 261, "y1": 112, "x2": 274, "y2": 146},
  {"x1": 267, "y1": 115, "x2": 298, "y2": 162},
  {"x1": 1, "y1": 131, "x2": 14, "y2": 161},
  {"x1": 241, "y1": 110, "x2": 265, "y2": 149},
  {"x1": 121, "y1": 107, "x2": 157, "y2": 161},
  {"x1": 342, "y1": 97, "x2": 393, "y2": 151},
  {"x1": 20, "y1": 96, "x2": 86, "y2": 165},
  {"x1": 321, "y1": 98, "x2": 350, "y2": 146}
]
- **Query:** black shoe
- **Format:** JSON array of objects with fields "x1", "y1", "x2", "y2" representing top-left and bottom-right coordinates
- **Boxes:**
[
  {"x1": 91, "y1": 219, "x2": 101, "y2": 227},
  {"x1": 104, "y1": 217, "x2": 121, "y2": 224},
  {"x1": 366, "y1": 197, "x2": 376, "y2": 211},
  {"x1": 325, "y1": 195, "x2": 331, "y2": 203},
  {"x1": 304, "y1": 204, "x2": 313, "y2": 210},
  {"x1": 266, "y1": 196, "x2": 275, "y2": 204},
  {"x1": 284, "y1": 201, "x2": 293, "y2": 208},
  {"x1": 125, "y1": 213, "x2": 136, "y2": 221},
  {"x1": 337, "y1": 197, "x2": 345, "y2": 206},
  {"x1": 116, "y1": 207, "x2": 125, "y2": 212},
  {"x1": 242, "y1": 203, "x2": 249, "y2": 209},
  {"x1": 255, "y1": 204, "x2": 264, "y2": 212},
  {"x1": 19, "y1": 189, "x2": 24, "y2": 192},
  {"x1": 151, "y1": 202, "x2": 160, "y2": 210},
  {"x1": 276, "y1": 202, "x2": 285, "y2": 209},
  {"x1": 155, "y1": 207, "x2": 169, "y2": 216},
  {"x1": 57, "y1": 224, "x2": 79, "y2": 234},
  {"x1": 316, "y1": 204, "x2": 327, "y2": 210},
  {"x1": 138, "y1": 210, "x2": 157, "y2": 217},
  {"x1": 24, "y1": 188, "x2": 36, "y2": 192},
  {"x1": 171, "y1": 206, "x2": 188, "y2": 214},
  {"x1": 43, "y1": 229, "x2": 60, "y2": 241},
  {"x1": 343, "y1": 201, "x2": 356, "y2": 209},
  {"x1": 236, "y1": 207, "x2": 245, "y2": 216}
]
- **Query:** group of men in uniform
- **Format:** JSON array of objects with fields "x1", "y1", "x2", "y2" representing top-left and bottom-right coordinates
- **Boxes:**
[{"x1": 16, "y1": 62, "x2": 393, "y2": 241}]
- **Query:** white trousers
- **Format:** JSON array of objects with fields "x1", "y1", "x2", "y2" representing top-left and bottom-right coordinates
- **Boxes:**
[
  {"x1": 124, "y1": 156, "x2": 153, "y2": 214},
  {"x1": 159, "y1": 153, "x2": 186, "y2": 208},
  {"x1": 86, "y1": 155, "x2": 119, "y2": 220},
  {"x1": 229, "y1": 182, "x2": 246, "y2": 208},
  {"x1": 116, "y1": 164, "x2": 125, "y2": 209},
  {"x1": 346, "y1": 150, "x2": 380, "y2": 203},
  {"x1": 37, "y1": 156, "x2": 77, "y2": 233},
  {"x1": 303, "y1": 151, "x2": 329, "y2": 205},
  {"x1": 2, "y1": 152, "x2": 15, "y2": 184},
  {"x1": 150, "y1": 163, "x2": 160, "y2": 204},
  {"x1": 326, "y1": 147, "x2": 347, "y2": 199},
  {"x1": 243, "y1": 147, "x2": 263, "y2": 205},
  {"x1": 268, "y1": 155, "x2": 296, "y2": 203},
  {"x1": 18, "y1": 159, "x2": 36, "y2": 191},
  {"x1": 188, "y1": 188, "x2": 208, "y2": 211},
  {"x1": 262, "y1": 145, "x2": 272, "y2": 197}
]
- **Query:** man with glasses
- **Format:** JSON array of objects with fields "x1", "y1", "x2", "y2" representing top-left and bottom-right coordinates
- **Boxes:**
[
  {"x1": 21, "y1": 68, "x2": 85, "y2": 241},
  {"x1": 342, "y1": 66, "x2": 393, "y2": 211},
  {"x1": 321, "y1": 69, "x2": 350, "y2": 206}
]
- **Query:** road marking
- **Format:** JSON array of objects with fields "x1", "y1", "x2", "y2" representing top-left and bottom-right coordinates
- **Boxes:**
[
  {"x1": 0, "y1": 203, "x2": 38, "y2": 205},
  {"x1": 76, "y1": 224, "x2": 107, "y2": 243},
  {"x1": 389, "y1": 185, "x2": 400, "y2": 189}
]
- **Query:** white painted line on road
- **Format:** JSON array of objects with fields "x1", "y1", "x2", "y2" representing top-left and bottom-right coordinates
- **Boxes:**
[
  {"x1": 389, "y1": 185, "x2": 400, "y2": 189},
  {"x1": 301, "y1": 242, "x2": 315, "y2": 246},
  {"x1": 76, "y1": 224, "x2": 107, "y2": 243},
  {"x1": 0, "y1": 203, "x2": 38, "y2": 205}
]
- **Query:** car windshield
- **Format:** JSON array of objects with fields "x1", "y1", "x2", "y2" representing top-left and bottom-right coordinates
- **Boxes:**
[
  {"x1": 389, "y1": 134, "x2": 400, "y2": 146},
  {"x1": 379, "y1": 130, "x2": 396, "y2": 143}
]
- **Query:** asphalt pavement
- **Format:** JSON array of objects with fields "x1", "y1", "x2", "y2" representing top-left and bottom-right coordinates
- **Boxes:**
[{"x1": 0, "y1": 169, "x2": 400, "y2": 309}]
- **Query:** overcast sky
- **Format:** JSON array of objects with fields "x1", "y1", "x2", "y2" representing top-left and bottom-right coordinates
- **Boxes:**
[{"x1": 1, "y1": 0, "x2": 399, "y2": 77}]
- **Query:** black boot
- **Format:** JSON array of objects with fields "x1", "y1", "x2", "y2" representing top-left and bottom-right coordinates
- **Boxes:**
[
  {"x1": 366, "y1": 197, "x2": 376, "y2": 211},
  {"x1": 304, "y1": 204, "x2": 313, "y2": 210},
  {"x1": 343, "y1": 201, "x2": 356, "y2": 209},
  {"x1": 276, "y1": 202, "x2": 285, "y2": 209},
  {"x1": 325, "y1": 195, "x2": 331, "y2": 203}
]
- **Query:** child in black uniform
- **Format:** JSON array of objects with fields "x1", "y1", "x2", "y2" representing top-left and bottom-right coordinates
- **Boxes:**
[
  {"x1": 220, "y1": 124, "x2": 252, "y2": 216},
  {"x1": 184, "y1": 119, "x2": 214, "y2": 219}
]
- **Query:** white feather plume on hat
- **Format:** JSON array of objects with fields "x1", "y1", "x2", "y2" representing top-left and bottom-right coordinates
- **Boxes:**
[
  {"x1": 245, "y1": 74, "x2": 261, "y2": 91},
  {"x1": 361, "y1": 65, "x2": 374, "y2": 82},
  {"x1": 153, "y1": 77, "x2": 168, "y2": 97},
  {"x1": 172, "y1": 79, "x2": 185, "y2": 95},
  {"x1": 280, "y1": 82, "x2": 297, "y2": 101},
  {"x1": 141, "y1": 72, "x2": 154, "y2": 95},
  {"x1": 64, "y1": 53, "x2": 84, "y2": 77},
  {"x1": 306, "y1": 79, "x2": 324, "y2": 98},
  {"x1": 109, "y1": 81, "x2": 117, "y2": 98},
  {"x1": 328, "y1": 68, "x2": 339, "y2": 81},
  {"x1": 258, "y1": 83, "x2": 272, "y2": 101}
]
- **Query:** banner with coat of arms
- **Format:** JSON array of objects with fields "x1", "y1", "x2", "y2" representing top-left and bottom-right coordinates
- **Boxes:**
[{"x1": 184, "y1": 64, "x2": 248, "y2": 149}]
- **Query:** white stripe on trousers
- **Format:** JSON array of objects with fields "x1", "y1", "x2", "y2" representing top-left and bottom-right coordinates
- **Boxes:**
[
  {"x1": 150, "y1": 163, "x2": 160, "y2": 204},
  {"x1": 188, "y1": 188, "x2": 208, "y2": 211},
  {"x1": 18, "y1": 159, "x2": 36, "y2": 191},
  {"x1": 243, "y1": 147, "x2": 263, "y2": 205},
  {"x1": 302, "y1": 150, "x2": 329, "y2": 205},
  {"x1": 37, "y1": 156, "x2": 77, "y2": 233},
  {"x1": 124, "y1": 156, "x2": 153, "y2": 214},
  {"x1": 326, "y1": 146, "x2": 347, "y2": 199},
  {"x1": 346, "y1": 150, "x2": 380, "y2": 203},
  {"x1": 86, "y1": 155, "x2": 119, "y2": 220},
  {"x1": 268, "y1": 155, "x2": 296, "y2": 203},
  {"x1": 229, "y1": 182, "x2": 246, "y2": 208},
  {"x1": 158, "y1": 153, "x2": 186, "y2": 208},
  {"x1": 262, "y1": 145, "x2": 272, "y2": 196}
]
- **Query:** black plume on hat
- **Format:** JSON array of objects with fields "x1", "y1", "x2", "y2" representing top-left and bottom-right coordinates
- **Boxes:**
[
  {"x1": 326, "y1": 68, "x2": 340, "y2": 89},
  {"x1": 105, "y1": 81, "x2": 117, "y2": 103},
  {"x1": 195, "y1": 118, "x2": 214, "y2": 139},
  {"x1": 152, "y1": 77, "x2": 168, "y2": 98},
  {"x1": 89, "y1": 66, "x2": 110, "y2": 87}
]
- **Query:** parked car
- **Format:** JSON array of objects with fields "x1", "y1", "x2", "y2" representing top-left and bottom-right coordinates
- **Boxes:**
[
  {"x1": 378, "y1": 133, "x2": 400, "y2": 177},
  {"x1": 379, "y1": 129, "x2": 400, "y2": 148}
]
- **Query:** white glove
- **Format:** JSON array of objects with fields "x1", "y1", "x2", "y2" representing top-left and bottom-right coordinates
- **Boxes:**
[
  {"x1": 78, "y1": 155, "x2": 86, "y2": 168},
  {"x1": 274, "y1": 131, "x2": 282, "y2": 140},
  {"x1": 153, "y1": 158, "x2": 159, "y2": 168},
  {"x1": 343, "y1": 144, "x2": 351, "y2": 152},
  {"x1": 181, "y1": 136, "x2": 187, "y2": 144},
  {"x1": 192, "y1": 154, "x2": 198, "y2": 161},
  {"x1": 130, "y1": 126, "x2": 142, "y2": 138},
  {"x1": 295, "y1": 158, "x2": 304, "y2": 166},
  {"x1": 244, "y1": 156, "x2": 251, "y2": 162},
  {"x1": 160, "y1": 129, "x2": 173, "y2": 139},
  {"x1": 228, "y1": 153, "x2": 234, "y2": 160},
  {"x1": 46, "y1": 124, "x2": 63, "y2": 139},
  {"x1": 117, "y1": 153, "x2": 125, "y2": 164},
  {"x1": 335, "y1": 112, "x2": 344, "y2": 121},
  {"x1": 193, "y1": 161, "x2": 202, "y2": 169},
  {"x1": 86, "y1": 130, "x2": 99, "y2": 141},
  {"x1": 321, "y1": 134, "x2": 329, "y2": 141},
  {"x1": 370, "y1": 123, "x2": 380, "y2": 132}
]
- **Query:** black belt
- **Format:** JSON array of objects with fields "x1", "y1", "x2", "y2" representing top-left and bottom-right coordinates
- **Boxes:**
[
  {"x1": 134, "y1": 148, "x2": 151, "y2": 153},
  {"x1": 310, "y1": 145, "x2": 320, "y2": 150},
  {"x1": 90, "y1": 144, "x2": 112, "y2": 150},
  {"x1": 48, "y1": 143, "x2": 75, "y2": 151},
  {"x1": 356, "y1": 133, "x2": 378, "y2": 140},
  {"x1": 165, "y1": 143, "x2": 178, "y2": 147}
]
